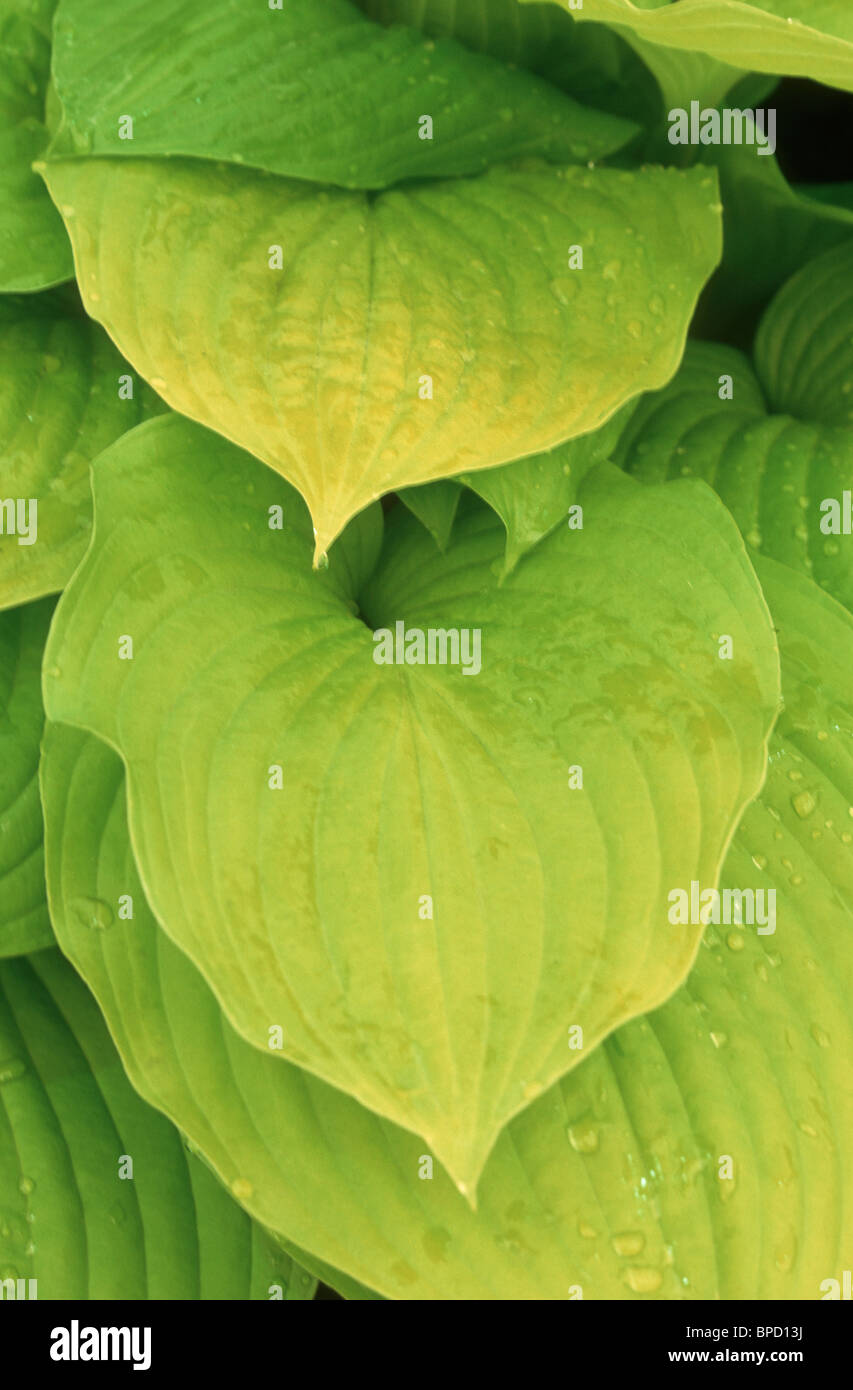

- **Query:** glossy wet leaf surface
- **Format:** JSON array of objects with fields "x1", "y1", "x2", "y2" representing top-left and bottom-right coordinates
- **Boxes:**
[
  {"x1": 42, "y1": 412, "x2": 779, "y2": 1191},
  {"x1": 41, "y1": 555, "x2": 853, "y2": 1298},
  {"x1": 41, "y1": 156, "x2": 721, "y2": 553}
]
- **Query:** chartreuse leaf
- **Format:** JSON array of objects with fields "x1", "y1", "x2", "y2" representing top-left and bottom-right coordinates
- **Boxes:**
[
  {"x1": 540, "y1": 0, "x2": 853, "y2": 93},
  {"x1": 50, "y1": 0, "x2": 636, "y2": 184},
  {"x1": 42, "y1": 413, "x2": 779, "y2": 1192},
  {"x1": 0, "y1": 948, "x2": 316, "y2": 1298},
  {"x1": 41, "y1": 156, "x2": 722, "y2": 555},
  {"x1": 614, "y1": 244, "x2": 853, "y2": 612},
  {"x1": 41, "y1": 557, "x2": 853, "y2": 1298},
  {"x1": 459, "y1": 395, "x2": 637, "y2": 573},
  {"x1": 0, "y1": 289, "x2": 164, "y2": 611},
  {"x1": 0, "y1": 0, "x2": 72, "y2": 291},
  {"x1": 397, "y1": 481, "x2": 462, "y2": 552},
  {"x1": 0, "y1": 597, "x2": 53, "y2": 958}
]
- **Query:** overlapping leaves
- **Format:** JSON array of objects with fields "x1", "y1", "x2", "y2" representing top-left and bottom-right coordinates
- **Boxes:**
[
  {"x1": 544, "y1": 0, "x2": 853, "y2": 93},
  {"x1": 0, "y1": 0, "x2": 71, "y2": 291},
  {"x1": 615, "y1": 242, "x2": 853, "y2": 613},
  {"x1": 41, "y1": 557, "x2": 853, "y2": 1298},
  {"x1": 41, "y1": 413, "x2": 779, "y2": 1191},
  {"x1": 49, "y1": 0, "x2": 636, "y2": 182},
  {"x1": 0, "y1": 288, "x2": 164, "y2": 611},
  {"x1": 41, "y1": 155, "x2": 722, "y2": 556},
  {"x1": 0, "y1": 948, "x2": 316, "y2": 1298}
]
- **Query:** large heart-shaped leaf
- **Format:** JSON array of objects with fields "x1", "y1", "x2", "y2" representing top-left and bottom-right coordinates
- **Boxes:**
[
  {"x1": 615, "y1": 244, "x2": 853, "y2": 612},
  {"x1": 0, "y1": 948, "x2": 316, "y2": 1298},
  {"x1": 41, "y1": 555, "x2": 853, "y2": 1298},
  {"x1": 0, "y1": 0, "x2": 72, "y2": 291},
  {"x1": 0, "y1": 288, "x2": 164, "y2": 611},
  {"x1": 0, "y1": 597, "x2": 53, "y2": 958},
  {"x1": 41, "y1": 155, "x2": 722, "y2": 554},
  {"x1": 50, "y1": 0, "x2": 636, "y2": 184},
  {"x1": 541, "y1": 0, "x2": 853, "y2": 92},
  {"x1": 41, "y1": 412, "x2": 779, "y2": 1191}
]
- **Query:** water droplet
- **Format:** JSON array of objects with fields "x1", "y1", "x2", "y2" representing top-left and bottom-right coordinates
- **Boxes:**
[
  {"x1": 612, "y1": 1231, "x2": 645, "y2": 1257},
  {"x1": 752, "y1": 853, "x2": 767, "y2": 871},
  {"x1": 810, "y1": 1024, "x2": 830, "y2": 1048},
  {"x1": 624, "y1": 1266, "x2": 662, "y2": 1293},
  {"x1": 602, "y1": 260, "x2": 622, "y2": 281},
  {"x1": 71, "y1": 897, "x2": 114, "y2": 931},
  {"x1": 578, "y1": 1219, "x2": 597, "y2": 1239},
  {"x1": 626, "y1": 319, "x2": 644, "y2": 339},
  {"x1": 726, "y1": 932, "x2": 745, "y2": 952},
  {"x1": 709, "y1": 1031, "x2": 727, "y2": 1048},
  {"x1": 17, "y1": 1177, "x2": 35, "y2": 1197},
  {"x1": 231, "y1": 1178, "x2": 253, "y2": 1201},
  {"x1": 568, "y1": 1122, "x2": 599, "y2": 1154}
]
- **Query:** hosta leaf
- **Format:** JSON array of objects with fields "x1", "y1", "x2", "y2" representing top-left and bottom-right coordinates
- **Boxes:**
[
  {"x1": 397, "y1": 480, "x2": 462, "y2": 552},
  {"x1": 41, "y1": 557, "x2": 853, "y2": 1298},
  {"x1": 0, "y1": 948, "x2": 316, "y2": 1298},
  {"x1": 754, "y1": 239, "x2": 853, "y2": 427},
  {"x1": 459, "y1": 395, "x2": 637, "y2": 573},
  {"x1": 42, "y1": 413, "x2": 779, "y2": 1191},
  {"x1": 0, "y1": 0, "x2": 72, "y2": 291},
  {"x1": 50, "y1": 0, "x2": 636, "y2": 185},
  {"x1": 696, "y1": 147, "x2": 853, "y2": 343},
  {"x1": 356, "y1": 0, "x2": 663, "y2": 126},
  {"x1": 0, "y1": 597, "x2": 52, "y2": 958},
  {"x1": 41, "y1": 156, "x2": 722, "y2": 554},
  {"x1": 541, "y1": 0, "x2": 853, "y2": 93},
  {"x1": 615, "y1": 245, "x2": 853, "y2": 612},
  {"x1": 0, "y1": 289, "x2": 164, "y2": 611}
]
